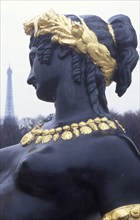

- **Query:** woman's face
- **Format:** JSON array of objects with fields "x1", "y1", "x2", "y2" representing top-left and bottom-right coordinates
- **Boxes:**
[{"x1": 27, "y1": 45, "x2": 62, "y2": 102}]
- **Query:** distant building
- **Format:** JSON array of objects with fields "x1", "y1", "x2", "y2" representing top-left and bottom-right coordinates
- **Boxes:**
[{"x1": 4, "y1": 65, "x2": 15, "y2": 119}]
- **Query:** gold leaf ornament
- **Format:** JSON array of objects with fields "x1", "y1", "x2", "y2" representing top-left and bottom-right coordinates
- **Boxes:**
[
  {"x1": 30, "y1": 127, "x2": 40, "y2": 135},
  {"x1": 102, "y1": 217, "x2": 110, "y2": 220},
  {"x1": 102, "y1": 204, "x2": 140, "y2": 220},
  {"x1": 73, "y1": 129, "x2": 80, "y2": 137},
  {"x1": 130, "y1": 207, "x2": 140, "y2": 218},
  {"x1": 80, "y1": 126, "x2": 92, "y2": 135},
  {"x1": 20, "y1": 132, "x2": 35, "y2": 146},
  {"x1": 112, "y1": 209, "x2": 129, "y2": 220},
  {"x1": 42, "y1": 135, "x2": 52, "y2": 143},
  {"x1": 63, "y1": 125, "x2": 70, "y2": 131},
  {"x1": 42, "y1": 129, "x2": 49, "y2": 135},
  {"x1": 88, "y1": 122, "x2": 98, "y2": 131},
  {"x1": 79, "y1": 121, "x2": 86, "y2": 127},
  {"x1": 35, "y1": 136, "x2": 43, "y2": 144},
  {"x1": 71, "y1": 123, "x2": 80, "y2": 137},
  {"x1": 98, "y1": 122, "x2": 110, "y2": 130},
  {"x1": 107, "y1": 121, "x2": 117, "y2": 129},
  {"x1": 61, "y1": 125, "x2": 73, "y2": 140},
  {"x1": 101, "y1": 117, "x2": 108, "y2": 122},
  {"x1": 71, "y1": 23, "x2": 83, "y2": 38},
  {"x1": 61, "y1": 131, "x2": 73, "y2": 140},
  {"x1": 48, "y1": 128, "x2": 55, "y2": 135},
  {"x1": 94, "y1": 117, "x2": 101, "y2": 123},
  {"x1": 86, "y1": 119, "x2": 94, "y2": 123},
  {"x1": 53, "y1": 133, "x2": 59, "y2": 141},
  {"x1": 20, "y1": 117, "x2": 124, "y2": 146}
]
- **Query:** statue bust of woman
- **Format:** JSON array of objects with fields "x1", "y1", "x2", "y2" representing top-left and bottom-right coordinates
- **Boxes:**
[{"x1": 0, "y1": 10, "x2": 140, "y2": 220}]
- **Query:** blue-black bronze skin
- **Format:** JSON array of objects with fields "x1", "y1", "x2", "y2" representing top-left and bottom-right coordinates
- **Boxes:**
[{"x1": 0, "y1": 14, "x2": 139, "y2": 220}]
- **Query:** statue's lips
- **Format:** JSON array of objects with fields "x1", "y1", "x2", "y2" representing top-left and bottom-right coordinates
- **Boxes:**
[{"x1": 32, "y1": 80, "x2": 37, "y2": 89}]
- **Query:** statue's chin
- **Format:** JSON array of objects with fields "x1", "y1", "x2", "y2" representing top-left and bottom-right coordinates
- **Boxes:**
[
  {"x1": 36, "y1": 91, "x2": 55, "y2": 103},
  {"x1": 35, "y1": 83, "x2": 56, "y2": 103}
]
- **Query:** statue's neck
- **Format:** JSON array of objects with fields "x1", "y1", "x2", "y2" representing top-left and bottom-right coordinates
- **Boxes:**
[{"x1": 53, "y1": 82, "x2": 97, "y2": 125}]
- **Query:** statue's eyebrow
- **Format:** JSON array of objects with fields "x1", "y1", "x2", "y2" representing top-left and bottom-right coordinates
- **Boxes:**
[
  {"x1": 29, "y1": 47, "x2": 37, "y2": 66},
  {"x1": 29, "y1": 47, "x2": 37, "y2": 59}
]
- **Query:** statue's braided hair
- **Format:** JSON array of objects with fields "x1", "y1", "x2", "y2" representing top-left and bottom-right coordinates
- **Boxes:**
[{"x1": 108, "y1": 14, "x2": 139, "y2": 97}]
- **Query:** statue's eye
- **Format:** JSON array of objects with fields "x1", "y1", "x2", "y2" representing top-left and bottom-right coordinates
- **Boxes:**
[{"x1": 29, "y1": 53, "x2": 36, "y2": 66}]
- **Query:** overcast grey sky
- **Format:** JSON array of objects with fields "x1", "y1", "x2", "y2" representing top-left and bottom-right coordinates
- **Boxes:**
[{"x1": 1, "y1": 0, "x2": 140, "y2": 119}]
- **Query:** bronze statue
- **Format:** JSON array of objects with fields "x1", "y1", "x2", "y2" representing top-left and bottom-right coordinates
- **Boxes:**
[{"x1": 0, "y1": 10, "x2": 140, "y2": 220}]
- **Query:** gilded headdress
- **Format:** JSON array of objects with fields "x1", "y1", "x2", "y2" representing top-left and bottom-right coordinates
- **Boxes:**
[{"x1": 24, "y1": 10, "x2": 117, "y2": 86}]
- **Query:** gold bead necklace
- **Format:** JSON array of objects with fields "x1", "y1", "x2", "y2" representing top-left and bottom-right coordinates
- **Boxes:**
[{"x1": 20, "y1": 117, "x2": 125, "y2": 147}]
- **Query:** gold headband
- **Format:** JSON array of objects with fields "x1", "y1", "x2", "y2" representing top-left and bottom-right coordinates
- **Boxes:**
[
  {"x1": 24, "y1": 10, "x2": 117, "y2": 86},
  {"x1": 108, "y1": 24, "x2": 116, "y2": 45}
]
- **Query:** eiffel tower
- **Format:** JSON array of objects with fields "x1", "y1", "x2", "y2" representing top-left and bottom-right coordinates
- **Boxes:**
[
  {"x1": 4, "y1": 65, "x2": 15, "y2": 119},
  {"x1": 2, "y1": 65, "x2": 19, "y2": 148}
]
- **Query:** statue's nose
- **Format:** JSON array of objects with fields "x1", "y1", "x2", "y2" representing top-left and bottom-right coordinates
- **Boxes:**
[{"x1": 27, "y1": 69, "x2": 35, "y2": 85}]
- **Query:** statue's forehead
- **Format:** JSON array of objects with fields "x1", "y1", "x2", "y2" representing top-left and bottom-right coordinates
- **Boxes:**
[{"x1": 29, "y1": 33, "x2": 52, "y2": 49}]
